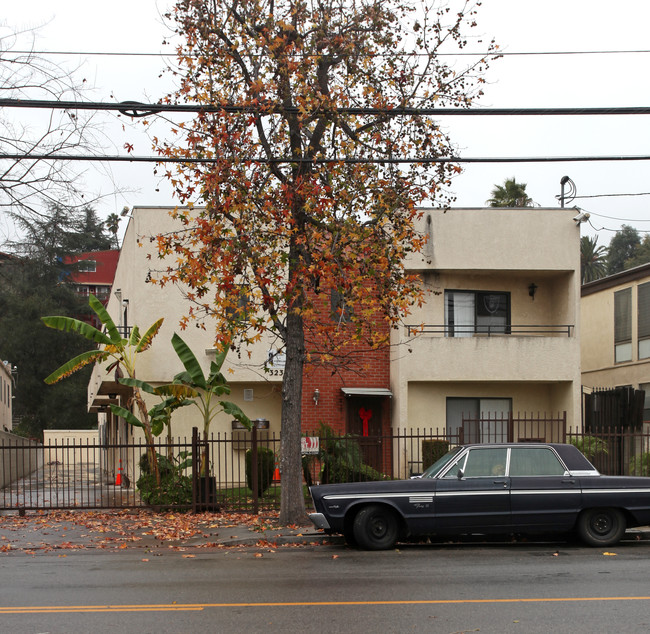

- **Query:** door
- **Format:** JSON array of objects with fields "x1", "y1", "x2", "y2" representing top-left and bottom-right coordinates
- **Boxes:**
[
  {"x1": 346, "y1": 396, "x2": 383, "y2": 472},
  {"x1": 433, "y1": 446, "x2": 511, "y2": 532},
  {"x1": 509, "y1": 447, "x2": 581, "y2": 531}
]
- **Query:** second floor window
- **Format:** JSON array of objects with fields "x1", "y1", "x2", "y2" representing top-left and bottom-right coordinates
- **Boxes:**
[
  {"x1": 638, "y1": 282, "x2": 650, "y2": 360},
  {"x1": 445, "y1": 290, "x2": 510, "y2": 337},
  {"x1": 614, "y1": 287, "x2": 632, "y2": 362}
]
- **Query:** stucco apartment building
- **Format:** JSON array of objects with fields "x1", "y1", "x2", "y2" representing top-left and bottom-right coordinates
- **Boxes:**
[
  {"x1": 393, "y1": 207, "x2": 582, "y2": 444},
  {"x1": 87, "y1": 207, "x2": 390, "y2": 452},
  {"x1": 87, "y1": 206, "x2": 582, "y2": 477},
  {"x1": 0, "y1": 359, "x2": 14, "y2": 431},
  {"x1": 581, "y1": 262, "x2": 650, "y2": 422}
]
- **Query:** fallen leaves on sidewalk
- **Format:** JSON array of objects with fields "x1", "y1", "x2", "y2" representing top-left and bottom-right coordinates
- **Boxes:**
[{"x1": 0, "y1": 509, "x2": 284, "y2": 554}]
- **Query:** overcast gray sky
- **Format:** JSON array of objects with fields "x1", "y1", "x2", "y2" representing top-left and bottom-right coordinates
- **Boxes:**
[{"x1": 3, "y1": 0, "x2": 650, "y2": 246}]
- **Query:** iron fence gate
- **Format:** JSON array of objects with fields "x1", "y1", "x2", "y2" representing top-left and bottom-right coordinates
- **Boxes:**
[{"x1": 3, "y1": 425, "x2": 649, "y2": 514}]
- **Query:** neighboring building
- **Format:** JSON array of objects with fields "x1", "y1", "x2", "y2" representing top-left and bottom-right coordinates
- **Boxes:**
[
  {"x1": 65, "y1": 250, "x2": 119, "y2": 327},
  {"x1": 392, "y1": 207, "x2": 583, "y2": 446},
  {"x1": 0, "y1": 359, "x2": 14, "y2": 431},
  {"x1": 581, "y1": 262, "x2": 650, "y2": 423}
]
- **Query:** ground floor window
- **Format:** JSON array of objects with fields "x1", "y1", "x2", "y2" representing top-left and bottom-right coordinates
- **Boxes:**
[{"x1": 446, "y1": 397, "x2": 512, "y2": 444}]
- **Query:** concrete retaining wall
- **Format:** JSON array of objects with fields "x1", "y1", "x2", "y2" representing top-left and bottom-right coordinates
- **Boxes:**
[
  {"x1": 42, "y1": 430, "x2": 100, "y2": 466},
  {"x1": 0, "y1": 431, "x2": 43, "y2": 488}
]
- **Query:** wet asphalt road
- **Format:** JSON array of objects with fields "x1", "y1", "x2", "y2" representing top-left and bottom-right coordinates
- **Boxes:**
[{"x1": 2, "y1": 538, "x2": 650, "y2": 633}]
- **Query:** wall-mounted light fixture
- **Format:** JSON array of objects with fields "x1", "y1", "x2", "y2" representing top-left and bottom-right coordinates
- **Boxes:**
[
  {"x1": 313, "y1": 389, "x2": 320, "y2": 405},
  {"x1": 528, "y1": 283, "x2": 538, "y2": 300}
]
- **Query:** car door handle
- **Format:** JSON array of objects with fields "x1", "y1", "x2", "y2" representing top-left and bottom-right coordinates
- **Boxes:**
[
  {"x1": 562, "y1": 479, "x2": 576, "y2": 484},
  {"x1": 493, "y1": 480, "x2": 508, "y2": 487}
]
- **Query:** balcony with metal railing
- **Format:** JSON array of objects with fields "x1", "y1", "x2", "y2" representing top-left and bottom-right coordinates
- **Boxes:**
[
  {"x1": 405, "y1": 324, "x2": 575, "y2": 337},
  {"x1": 399, "y1": 322, "x2": 579, "y2": 383}
]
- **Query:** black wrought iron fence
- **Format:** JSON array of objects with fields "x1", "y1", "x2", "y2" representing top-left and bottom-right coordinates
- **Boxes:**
[{"x1": 3, "y1": 425, "x2": 649, "y2": 514}]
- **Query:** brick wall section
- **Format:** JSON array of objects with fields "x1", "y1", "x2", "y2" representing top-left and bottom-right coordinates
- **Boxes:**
[{"x1": 301, "y1": 288, "x2": 391, "y2": 435}]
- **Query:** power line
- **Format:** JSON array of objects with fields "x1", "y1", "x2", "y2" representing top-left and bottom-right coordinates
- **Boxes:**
[
  {"x1": 4, "y1": 48, "x2": 650, "y2": 58},
  {"x1": 3, "y1": 98, "x2": 650, "y2": 117},
  {"x1": 574, "y1": 192, "x2": 650, "y2": 199},
  {"x1": 586, "y1": 211, "x2": 650, "y2": 222},
  {"x1": 2, "y1": 153, "x2": 650, "y2": 165}
]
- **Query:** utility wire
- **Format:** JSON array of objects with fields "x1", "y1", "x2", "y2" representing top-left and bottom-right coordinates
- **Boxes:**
[
  {"x1": 574, "y1": 192, "x2": 650, "y2": 199},
  {"x1": 586, "y1": 211, "x2": 650, "y2": 222},
  {"x1": 4, "y1": 48, "x2": 650, "y2": 58},
  {"x1": 2, "y1": 98, "x2": 650, "y2": 117},
  {"x1": 2, "y1": 153, "x2": 650, "y2": 165}
]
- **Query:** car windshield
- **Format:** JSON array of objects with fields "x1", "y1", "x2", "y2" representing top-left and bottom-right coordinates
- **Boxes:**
[{"x1": 420, "y1": 446, "x2": 464, "y2": 478}]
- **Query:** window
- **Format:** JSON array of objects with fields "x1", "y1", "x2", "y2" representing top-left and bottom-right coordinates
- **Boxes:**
[
  {"x1": 509, "y1": 448, "x2": 566, "y2": 476},
  {"x1": 638, "y1": 283, "x2": 650, "y2": 360},
  {"x1": 444, "y1": 290, "x2": 510, "y2": 337},
  {"x1": 225, "y1": 287, "x2": 250, "y2": 322},
  {"x1": 330, "y1": 289, "x2": 351, "y2": 324},
  {"x1": 78, "y1": 259, "x2": 96, "y2": 273},
  {"x1": 446, "y1": 397, "x2": 512, "y2": 444},
  {"x1": 462, "y1": 447, "x2": 508, "y2": 477},
  {"x1": 614, "y1": 288, "x2": 632, "y2": 362}
]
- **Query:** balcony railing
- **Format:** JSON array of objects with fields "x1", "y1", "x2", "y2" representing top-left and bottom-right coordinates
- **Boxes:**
[{"x1": 405, "y1": 324, "x2": 574, "y2": 337}]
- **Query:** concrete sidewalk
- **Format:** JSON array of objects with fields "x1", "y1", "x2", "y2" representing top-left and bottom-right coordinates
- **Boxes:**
[{"x1": 0, "y1": 509, "x2": 341, "y2": 554}]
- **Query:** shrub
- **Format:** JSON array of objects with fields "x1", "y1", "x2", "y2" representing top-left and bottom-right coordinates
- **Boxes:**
[
  {"x1": 317, "y1": 424, "x2": 388, "y2": 484},
  {"x1": 629, "y1": 453, "x2": 650, "y2": 476},
  {"x1": 137, "y1": 451, "x2": 192, "y2": 507},
  {"x1": 569, "y1": 436, "x2": 609, "y2": 461},
  {"x1": 245, "y1": 446, "x2": 275, "y2": 495},
  {"x1": 422, "y1": 440, "x2": 450, "y2": 471}
]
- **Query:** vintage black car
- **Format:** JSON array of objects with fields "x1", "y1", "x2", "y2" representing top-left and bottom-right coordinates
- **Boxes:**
[{"x1": 309, "y1": 443, "x2": 650, "y2": 550}]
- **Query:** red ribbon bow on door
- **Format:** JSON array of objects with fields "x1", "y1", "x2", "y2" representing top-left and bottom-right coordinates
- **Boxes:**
[{"x1": 359, "y1": 407, "x2": 372, "y2": 436}]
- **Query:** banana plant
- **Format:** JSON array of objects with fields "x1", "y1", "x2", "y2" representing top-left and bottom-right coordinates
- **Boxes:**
[
  {"x1": 42, "y1": 294, "x2": 165, "y2": 485},
  {"x1": 171, "y1": 333, "x2": 251, "y2": 476},
  {"x1": 113, "y1": 378, "x2": 193, "y2": 459}
]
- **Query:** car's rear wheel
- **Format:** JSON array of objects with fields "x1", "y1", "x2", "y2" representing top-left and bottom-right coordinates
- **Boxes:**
[
  {"x1": 353, "y1": 504, "x2": 399, "y2": 550},
  {"x1": 577, "y1": 508, "x2": 626, "y2": 546}
]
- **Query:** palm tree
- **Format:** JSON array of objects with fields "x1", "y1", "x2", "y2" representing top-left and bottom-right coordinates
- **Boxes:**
[
  {"x1": 487, "y1": 178, "x2": 533, "y2": 207},
  {"x1": 580, "y1": 235, "x2": 608, "y2": 284},
  {"x1": 104, "y1": 213, "x2": 121, "y2": 249}
]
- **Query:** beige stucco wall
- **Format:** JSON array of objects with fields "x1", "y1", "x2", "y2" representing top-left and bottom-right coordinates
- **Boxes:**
[
  {"x1": 581, "y1": 269, "x2": 650, "y2": 390},
  {"x1": 392, "y1": 207, "x2": 582, "y2": 433},
  {"x1": 87, "y1": 207, "x2": 283, "y2": 438},
  {"x1": 42, "y1": 430, "x2": 101, "y2": 466},
  {"x1": 0, "y1": 362, "x2": 13, "y2": 431},
  {"x1": 0, "y1": 431, "x2": 42, "y2": 487}
]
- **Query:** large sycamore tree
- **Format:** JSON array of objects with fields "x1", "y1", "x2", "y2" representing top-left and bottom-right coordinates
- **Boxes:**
[{"x1": 151, "y1": 0, "x2": 494, "y2": 523}]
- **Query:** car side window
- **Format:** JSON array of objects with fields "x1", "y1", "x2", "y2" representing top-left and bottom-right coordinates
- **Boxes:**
[
  {"x1": 462, "y1": 448, "x2": 508, "y2": 478},
  {"x1": 509, "y1": 448, "x2": 566, "y2": 476},
  {"x1": 442, "y1": 455, "x2": 466, "y2": 478}
]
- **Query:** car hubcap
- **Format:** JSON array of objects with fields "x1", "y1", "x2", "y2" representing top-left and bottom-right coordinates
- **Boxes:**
[
  {"x1": 370, "y1": 516, "x2": 387, "y2": 538},
  {"x1": 592, "y1": 514, "x2": 612, "y2": 535}
]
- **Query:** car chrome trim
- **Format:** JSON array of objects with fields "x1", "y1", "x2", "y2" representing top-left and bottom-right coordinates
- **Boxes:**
[
  {"x1": 511, "y1": 490, "x2": 580, "y2": 495},
  {"x1": 583, "y1": 488, "x2": 650, "y2": 495},
  {"x1": 308, "y1": 512, "x2": 331, "y2": 530},
  {"x1": 323, "y1": 492, "x2": 432, "y2": 501}
]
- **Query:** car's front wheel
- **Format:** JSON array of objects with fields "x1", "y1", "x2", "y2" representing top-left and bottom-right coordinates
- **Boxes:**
[
  {"x1": 352, "y1": 504, "x2": 399, "y2": 550},
  {"x1": 577, "y1": 508, "x2": 626, "y2": 546}
]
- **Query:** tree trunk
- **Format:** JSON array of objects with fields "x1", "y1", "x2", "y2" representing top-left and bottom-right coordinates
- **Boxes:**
[{"x1": 279, "y1": 307, "x2": 308, "y2": 525}]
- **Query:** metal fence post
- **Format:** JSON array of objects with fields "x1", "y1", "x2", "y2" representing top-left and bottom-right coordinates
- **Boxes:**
[{"x1": 191, "y1": 427, "x2": 198, "y2": 514}]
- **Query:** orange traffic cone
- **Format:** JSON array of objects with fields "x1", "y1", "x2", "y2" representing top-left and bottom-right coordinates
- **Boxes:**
[
  {"x1": 115, "y1": 459, "x2": 123, "y2": 486},
  {"x1": 273, "y1": 461, "x2": 281, "y2": 482}
]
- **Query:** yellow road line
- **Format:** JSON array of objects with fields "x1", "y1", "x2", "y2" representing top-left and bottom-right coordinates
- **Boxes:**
[{"x1": 3, "y1": 596, "x2": 650, "y2": 614}]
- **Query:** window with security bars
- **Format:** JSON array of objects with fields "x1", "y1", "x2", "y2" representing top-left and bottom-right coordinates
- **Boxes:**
[
  {"x1": 638, "y1": 282, "x2": 650, "y2": 360},
  {"x1": 614, "y1": 287, "x2": 632, "y2": 362}
]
